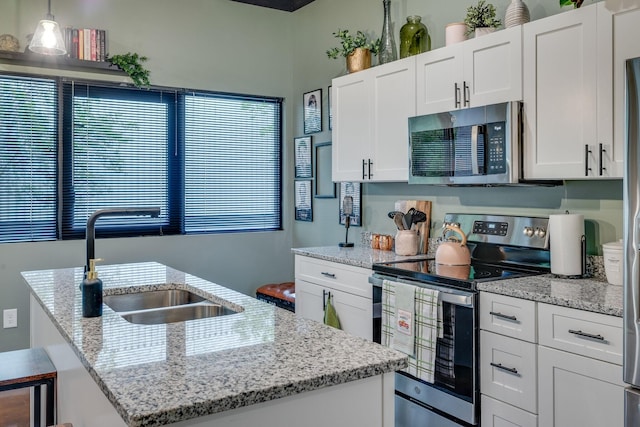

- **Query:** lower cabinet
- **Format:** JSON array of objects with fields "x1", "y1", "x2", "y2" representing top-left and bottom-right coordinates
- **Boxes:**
[
  {"x1": 480, "y1": 292, "x2": 624, "y2": 427},
  {"x1": 294, "y1": 255, "x2": 373, "y2": 340},
  {"x1": 538, "y1": 346, "x2": 625, "y2": 427}
]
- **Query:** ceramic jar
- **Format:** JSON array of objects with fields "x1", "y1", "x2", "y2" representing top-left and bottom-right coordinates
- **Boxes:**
[
  {"x1": 505, "y1": 0, "x2": 530, "y2": 28},
  {"x1": 395, "y1": 230, "x2": 419, "y2": 256},
  {"x1": 445, "y1": 22, "x2": 467, "y2": 46},
  {"x1": 399, "y1": 15, "x2": 430, "y2": 58}
]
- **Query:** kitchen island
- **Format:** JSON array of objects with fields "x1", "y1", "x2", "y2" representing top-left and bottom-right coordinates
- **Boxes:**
[{"x1": 22, "y1": 262, "x2": 406, "y2": 427}]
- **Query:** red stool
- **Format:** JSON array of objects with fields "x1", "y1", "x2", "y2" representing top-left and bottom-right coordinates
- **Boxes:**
[{"x1": 256, "y1": 282, "x2": 295, "y2": 312}]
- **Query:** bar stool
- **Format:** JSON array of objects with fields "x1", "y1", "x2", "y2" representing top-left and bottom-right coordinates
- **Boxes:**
[{"x1": 0, "y1": 347, "x2": 57, "y2": 426}]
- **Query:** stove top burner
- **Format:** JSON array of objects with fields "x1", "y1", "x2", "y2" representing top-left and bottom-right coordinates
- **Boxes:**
[{"x1": 372, "y1": 258, "x2": 548, "y2": 291}]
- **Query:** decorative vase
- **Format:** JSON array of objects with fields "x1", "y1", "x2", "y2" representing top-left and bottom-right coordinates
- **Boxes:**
[
  {"x1": 378, "y1": 0, "x2": 397, "y2": 65},
  {"x1": 399, "y1": 15, "x2": 430, "y2": 58},
  {"x1": 504, "y1": 0, "x2": 530, "y2": 28},
  {"x1": 346, "y1": 48, "x2": 371, "y2": 73},
  {"x1": 474, "y1": 27, "x2": 496, "y2": 37},
  {"x1": 445, "y1": 22, "x2": 467, "y2": 46}
]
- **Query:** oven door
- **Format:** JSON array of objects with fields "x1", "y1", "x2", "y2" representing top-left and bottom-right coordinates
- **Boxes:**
[{"x1": 370, "y1": 274, "x2": 478, "y2": 426}]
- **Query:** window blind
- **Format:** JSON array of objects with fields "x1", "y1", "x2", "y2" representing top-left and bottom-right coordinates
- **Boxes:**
[
  {"x1": 0, "y1": 75, "x2": 57, "y2": 242},
  {"x1": 61, "y1": 83, "x2": 179, "y2": 239},
  {"x1": 182, "y1": 92, "x2": 282, "y2": 233}
]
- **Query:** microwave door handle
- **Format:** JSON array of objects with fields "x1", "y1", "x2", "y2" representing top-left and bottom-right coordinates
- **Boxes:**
[{"x1": 471, "y1": 125, "x2": 480, "y2": 175}]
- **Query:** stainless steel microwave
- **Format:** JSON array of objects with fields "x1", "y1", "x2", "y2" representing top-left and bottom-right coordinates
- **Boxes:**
[{"x1": 409, "y1": 101, "x2": 521, "y2": 185}]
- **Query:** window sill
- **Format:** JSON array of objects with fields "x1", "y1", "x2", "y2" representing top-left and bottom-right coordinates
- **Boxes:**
[{"x1": 0, "y1": 51, "x2": 125, "y2": 75}]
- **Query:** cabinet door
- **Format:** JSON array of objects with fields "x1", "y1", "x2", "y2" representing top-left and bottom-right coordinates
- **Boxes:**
[
  {"x1": 538, "y1": 346, "x2": 625, "y2": 427},
  {"x1": 415, "y1": 44, "x2": 464, "y2": 116},
  {"x1": 295, "y1": 279, "x2": 373, "y2": 341},
  {"x1": 523, "y1": 5, "x2": 598, "y2": 179},
  {"x1": 332, "y1": 71, "x2": 372, "y2": 182},
  {"x1": 611, "y1": 5, "x2": 640, "y2": 178},
  {"x1": 370, "y1": 56, "x2": 415, "y2": 182},
  {"x1": 465, "y1": 26, "x2": 522, "y2": 108}
]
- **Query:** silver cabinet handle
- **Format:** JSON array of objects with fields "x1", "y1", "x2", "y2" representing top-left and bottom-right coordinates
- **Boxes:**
[
  {"x1": 568, "y1": 329, "x2": 605, "y2": 341},
  {"x1": 321, "y1": 272, "x2": 336, "y2": 279},
  {"x1": 489, "y1": 311, "x2": 518, "y2": 322},
  {"x1": 490, "y1": 362, "x2": 520, "y2": 376},
  {"x1": 367, "y1": 158, "x2": 373, "y2": 179},
  {"x1": 454, "y1": 82, "x2": 461, "y2": 108},
  {"x1": 362, "y1": 159, "x2": 366, "y2": 180}
]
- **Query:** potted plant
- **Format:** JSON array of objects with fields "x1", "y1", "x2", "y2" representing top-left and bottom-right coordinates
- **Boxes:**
[
  {"x1": 326, "y1": 29, "x2": 381, "y2": 73},
  {"x1": 464, "y1": 0, "x2": 502, "y2": 37},
  {"x1": 107, "y1": 52, "x2": 151, "y2": 88},
  {"x1": 559, "y1": 0, "x2": 583, "y2": 7}
]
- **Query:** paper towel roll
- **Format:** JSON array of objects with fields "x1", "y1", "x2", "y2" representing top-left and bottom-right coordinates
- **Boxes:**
[{"x1": 549, "y1": 214, "x2": 585, "y2": 277}]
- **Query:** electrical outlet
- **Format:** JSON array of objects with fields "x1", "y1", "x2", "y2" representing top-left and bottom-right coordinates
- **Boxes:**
[{"x1": 3, "y1": 308, "x2": 17, "y2": 328}]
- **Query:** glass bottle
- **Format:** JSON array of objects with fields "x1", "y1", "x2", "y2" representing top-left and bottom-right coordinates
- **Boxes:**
[
  {"x1": 378, "y1": 0, "x2": 397, "y2": 64},
  {"x1": 399, "y1": 15, "x2": 431, "y2": 58}
]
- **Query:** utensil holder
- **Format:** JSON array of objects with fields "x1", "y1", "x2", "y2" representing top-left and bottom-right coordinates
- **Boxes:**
[{"x1": 395, "y1": 230, "x2": 418, "y2": 256}]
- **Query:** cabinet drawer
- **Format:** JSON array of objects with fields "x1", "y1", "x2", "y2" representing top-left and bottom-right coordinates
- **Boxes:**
[
  {"x1": 481, "y1": 395, "x2": 537, "y2": 427},
  {"x1": 294, "y1": 255, "x2": 371, "y2": 298},
  {"x1": 481, "y1": 330, "x2": 537, "y2": 413},
  {"x1": 480, "y1": 292, "x2": 537, "y2": 343},
  {"x1": 538, "y1": 303, "x2": 622, "y2": 365}
]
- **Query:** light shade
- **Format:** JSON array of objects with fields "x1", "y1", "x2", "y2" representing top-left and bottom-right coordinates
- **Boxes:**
[{"x1": 29, "y1": 19, "x2": 67, "y2": 55}]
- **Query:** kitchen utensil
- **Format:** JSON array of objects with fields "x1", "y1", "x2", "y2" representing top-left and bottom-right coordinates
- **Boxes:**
[
  {"x1": 388, "y1": 211, "x2": 403, "y2": 219},
  {"x1": 411, "y1": 210, "x2": 427, "y2": 225},
  {"x1": 393, "y1": 212, "x2": 405, "y2": 230},
  {"x1": 403, "y1": 208, "x2": 416, "y2": 230},
  {"x1": 395, "y1": 200, "x2": 432, "y2": 253},
  {"x1": 435, "y1": 224, "x2": 471, "y2": 266}
]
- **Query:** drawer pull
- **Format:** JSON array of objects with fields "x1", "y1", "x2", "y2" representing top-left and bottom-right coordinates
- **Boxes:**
[
  {"x1": 489, "y1": 311, "x2": 518, "y2": 322},
  {"x1": 490, "y1": 362, "x2": 520, "y2": 376},
  {"x1": 321, "y1": 272, "x2": 336, "y2": 279},
  {"x1": 568, "y1": 329, "x2": 605, "y2": 341}
]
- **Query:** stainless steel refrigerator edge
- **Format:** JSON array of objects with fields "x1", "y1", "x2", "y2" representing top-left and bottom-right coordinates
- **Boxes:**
[{"x1": 624, "y1": 57, "x2": 640, "y2": 426}]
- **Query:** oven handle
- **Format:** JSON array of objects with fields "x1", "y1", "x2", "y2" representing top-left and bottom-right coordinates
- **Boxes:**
[{"x1": 368, "y1": 275, "x2": 474, "y2": 308}]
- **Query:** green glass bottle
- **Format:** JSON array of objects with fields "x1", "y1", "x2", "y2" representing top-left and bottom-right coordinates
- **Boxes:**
[{"x1": 399, "y1": 15, "x2": 431, "y2": 59}]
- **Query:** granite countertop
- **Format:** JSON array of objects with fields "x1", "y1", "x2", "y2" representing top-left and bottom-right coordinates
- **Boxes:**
[
  {"x1": 291, "y1": 245, "x2": 432, "y2": 269},
  {"x1": 477, "y1": 274, "x2": 623, "y2": 317},
  {"x1": 293, "y1": 246, "x2": 623, "y2": 318},
  {"x1": 22, "y1": 262, "x2": 407, "y2": 427}
]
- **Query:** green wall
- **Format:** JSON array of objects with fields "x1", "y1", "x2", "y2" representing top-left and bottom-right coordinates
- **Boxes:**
[{"x1": 0, "y1": 0, "x2": 623, "y2": 352}]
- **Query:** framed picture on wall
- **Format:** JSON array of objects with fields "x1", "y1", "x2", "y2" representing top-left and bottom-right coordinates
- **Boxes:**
[
  {"x1": 303, "y1": 88, "x2": 322, "y2": 134},
  {"x1": 295, "y1": 180, "x2": 313, "y2": 222},
  {"x1": 294, "y1": 136, "x2": 312, "y2": 178},
  {"x1": 338, "y1": 181, "x2": 361, "y2": 227},
  {"x1": 314, "y1": 141, "x2": 335, "y2": 198}
]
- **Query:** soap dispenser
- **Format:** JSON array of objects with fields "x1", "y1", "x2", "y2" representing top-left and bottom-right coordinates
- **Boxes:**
[{"x1": 82, "y1": 258, "x2": 103, "y2": 318}]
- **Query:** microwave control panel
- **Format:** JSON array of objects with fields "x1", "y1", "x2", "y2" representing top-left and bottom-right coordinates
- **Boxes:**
[{"x1": 486, "y1": 121, "x2": 506, "y2": 174}]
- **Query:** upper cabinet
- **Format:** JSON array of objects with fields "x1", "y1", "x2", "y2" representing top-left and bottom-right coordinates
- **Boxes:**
[
  {"x1": 332, "y1": 56, "x2": 415, "y2": 182},
  {"x1": 522, "y1": 3, "x2": 620, "y2": 179},
  {"x1": 415, "y1": 26, "x2": 522, "y2": 116}
]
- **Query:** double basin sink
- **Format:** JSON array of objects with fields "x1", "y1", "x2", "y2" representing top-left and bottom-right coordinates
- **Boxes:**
[{"x1": 104, "y1": 288, "x2": 239, "y2": 325}]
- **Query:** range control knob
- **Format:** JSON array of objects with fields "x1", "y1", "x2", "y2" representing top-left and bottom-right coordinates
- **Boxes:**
[
  {"x1": 535, "y1": 227, "x2": 547, "y2": 238},
  {"x1": 523, "y1": 226, "x2": 534, "y2": 237}
]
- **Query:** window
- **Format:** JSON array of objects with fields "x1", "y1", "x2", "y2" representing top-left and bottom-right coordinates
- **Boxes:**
[
  {"x1": 0, "y1": 74, "x2": 283, "y2": 243},
  {"x1": 182, "y1": 93, "x2": 282, "y2": 233},
  {"x1": 0, "y1": 75, "x2": 57, "y2": 242}
]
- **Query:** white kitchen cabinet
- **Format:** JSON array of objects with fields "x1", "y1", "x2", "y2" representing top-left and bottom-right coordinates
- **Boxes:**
[
  {"x1": 294, "y1": 255, "x2": 372, "y2": 340},
  {"x1": 415, "y1": 26, "x2": 522, "y2": 116},
  {"x1": 612, "y1": 5, "x2": 640, "y2": 178},
  {"x1": 481, "y1": 395, "x2": 537, "y2": 427},
  {"x1": 522, "y1": 3, "x2": 617, "y2": 179},
  {"x1": 332, "y1": 56, "x2": 415, "y2": 182},
  {"x1": 537, "y1": 302, "x2": 624, "y2": 427}
]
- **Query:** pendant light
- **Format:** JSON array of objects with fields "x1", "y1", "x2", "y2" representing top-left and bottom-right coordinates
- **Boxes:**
[{"x1": 28, "y1": 0, "x2": 67, "y2": 56}]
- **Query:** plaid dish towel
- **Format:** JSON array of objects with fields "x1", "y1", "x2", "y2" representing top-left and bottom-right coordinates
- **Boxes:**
[{"x1": 382, "y1": 279, "x2": 442, "y2": 384}]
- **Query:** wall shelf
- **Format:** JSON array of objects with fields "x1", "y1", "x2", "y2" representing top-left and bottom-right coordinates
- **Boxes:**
[{"x1": 0, "y1": 51, "x2": 125, "y2": 75}]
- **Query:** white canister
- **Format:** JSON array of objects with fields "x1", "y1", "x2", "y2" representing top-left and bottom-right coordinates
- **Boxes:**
[
  {"x1": 549, "y1": 213, "x2": 585, "y2": 277},
  {"x1": 445, "y1": 22, "x2": 467, "y2": 46},
  {"x1": 602, "y1": 240, "x2": 623, "y2": 286},
  {"x1": 395, "y1": 230, "x2": 419, "y2": 256}
]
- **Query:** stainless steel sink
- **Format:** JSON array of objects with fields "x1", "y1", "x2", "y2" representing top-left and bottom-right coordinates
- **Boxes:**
[{"x1": 104, "y1": 289, "x2": 238, "y2": 325}]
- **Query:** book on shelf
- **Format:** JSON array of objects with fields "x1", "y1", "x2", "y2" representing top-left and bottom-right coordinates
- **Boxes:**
[{"x1": 63, "y1": 26, "x2": 107, "y2": 62}]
